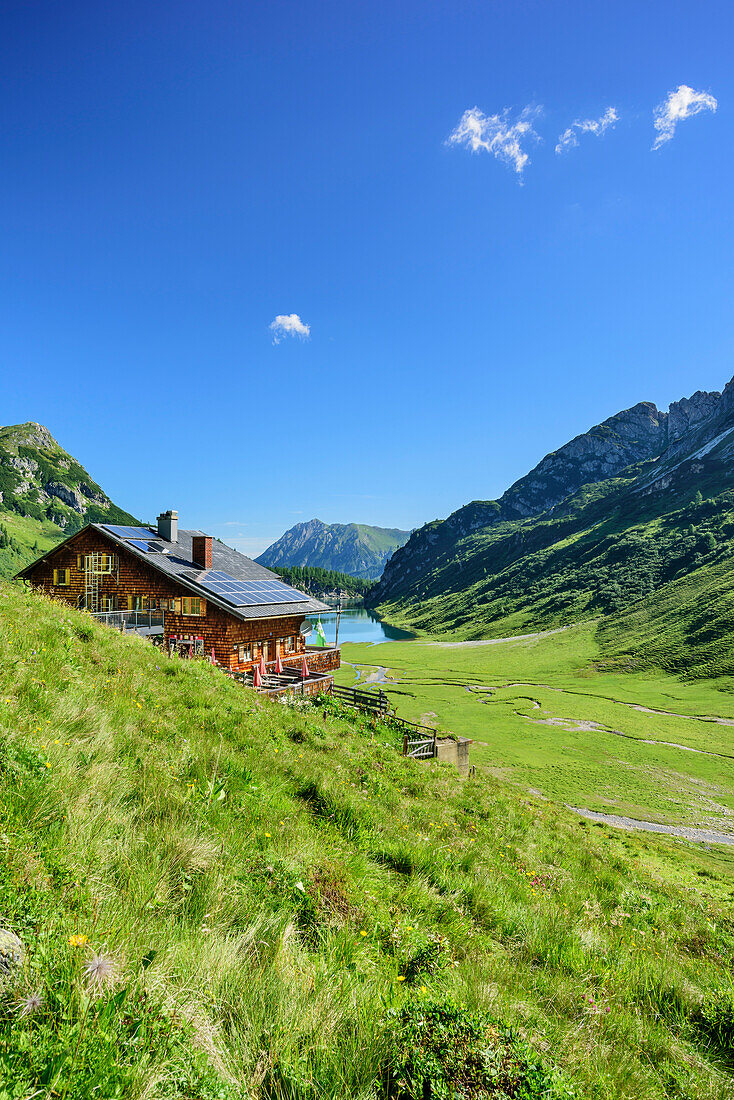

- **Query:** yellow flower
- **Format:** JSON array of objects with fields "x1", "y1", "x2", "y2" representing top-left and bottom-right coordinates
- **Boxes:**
[
  {"x1": 360, "y1": 930, "x2": 367, "y2": 937},
  {"x1": 397, "y1": 975, "x2": 406, "y2": 982},
  {"x1": 420, "y1": 985, "x2": 427, "y2": 993},
  {"x1": 68, "y1": 934, "x2": 88, "y2": 947},
  {"x1": 264, "y1": 832, "x2": 271, "y2": 838},
  {"x1": 45, "y1": 762, "x2": 51, "y2": 769}
]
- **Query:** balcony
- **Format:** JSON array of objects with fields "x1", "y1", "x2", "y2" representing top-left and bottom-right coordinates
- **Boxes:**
[{"x1": 90, "y1": 609, "x2": 165, "y2": 637}]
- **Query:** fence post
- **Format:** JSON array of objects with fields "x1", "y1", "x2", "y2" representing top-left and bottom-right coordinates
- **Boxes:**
[
  {"x1": 402, "y1": 734, "x2": 408, "y2": 757},
  {"x1": 432, "y1": 732, "x2": 437, "y2": 759}
]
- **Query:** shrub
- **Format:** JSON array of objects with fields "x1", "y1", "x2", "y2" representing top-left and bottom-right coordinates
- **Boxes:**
[
  {"x1": 696, "y1": 982, "x2": 734, "y2": 1061},
  {"x1": 383, "y1": 997, "x2": 573, "y2": 1099}
]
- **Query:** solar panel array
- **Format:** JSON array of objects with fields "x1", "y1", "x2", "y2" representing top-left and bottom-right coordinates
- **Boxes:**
[
  {"x1": 103, "y1": 525, "x2": 157, "y2": 540},
  {"x1": 127, "y1": 539, "x2": 168, "y2": 553},
  {"x1": 194, "y1": 570, "x2": 309, "y2": 607},
  {"x1": 100, "y1": 527, "x2": 310, "y2": 608}
]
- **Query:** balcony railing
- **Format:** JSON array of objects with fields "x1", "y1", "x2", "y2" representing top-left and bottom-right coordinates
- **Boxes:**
[{"x1": 90, "y1": 610, "x2": 165, "y2": 635}]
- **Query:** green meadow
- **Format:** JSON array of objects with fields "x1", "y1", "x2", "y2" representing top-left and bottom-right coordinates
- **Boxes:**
[
  {"x1": 337, "y1": 622, "x2": 734, "y2": 834},
  {"x1": 4, "y1": 585, "x2": 734, "y2": 1097}
]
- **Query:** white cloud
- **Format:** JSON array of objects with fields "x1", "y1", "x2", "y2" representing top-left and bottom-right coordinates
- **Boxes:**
[
  {"x1": 652, "y1": 85, "x2": 717, "y2": 149},
  {"x1": 555, "y1": 107, "x2": 618, "y2": 155},
  {"x1": 447, "y1": 105, "x2": 541, "y2": 178},
  {"x1": 269, "y1": 313, "x2": 311, "y2": 344}
]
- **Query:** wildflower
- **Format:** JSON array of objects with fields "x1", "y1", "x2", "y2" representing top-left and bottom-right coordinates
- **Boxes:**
[
  {"x1": 83, "y1": 951, "x2": 117, "y2": 993},
  {"x1": 396, "y1": 975, "x2": 406, "y2": 982},
  {"x1": 17, "y1": 991, "x2": 44, "y2": 1017},
  {"x1": 68, "y1": 934, "x2": 88, "y2": 947},
  {"x1": 360, "y1": 930, "x2": 367, "y2": 937},
  {"x1": 264, "y1": 832, "x2": 271, "y2": 838}
]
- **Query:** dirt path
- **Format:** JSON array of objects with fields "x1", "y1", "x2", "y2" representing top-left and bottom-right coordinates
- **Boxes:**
[{"x1": 569, "y1": 806, "x2": 734, "y2": 847}]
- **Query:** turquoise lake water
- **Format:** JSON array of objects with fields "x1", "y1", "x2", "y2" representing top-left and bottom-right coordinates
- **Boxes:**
[{"x1": 306, "y1": 606, "x2": 414, "y2": 645}]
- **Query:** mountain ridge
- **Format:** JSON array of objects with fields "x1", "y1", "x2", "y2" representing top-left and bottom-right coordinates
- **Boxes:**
[
  {"x1": 257, "y1": 518, "x2": 410, "y2": 580},
  {"x1": 370, "y1": 373, "x2": 734, "y2": 640}
]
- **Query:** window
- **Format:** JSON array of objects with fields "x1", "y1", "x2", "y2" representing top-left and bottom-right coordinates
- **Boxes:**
[
  {"x1": 78, "y1": 553, "x2": 116, "y2": 574},
  {"x1": 181, "y1": 597, "x2": 202, "y2": 616},
  {"x1": 127, "y1": 595, "x2": 148, "y2": 611},
  {"x1": 53, "y1": 567, "x2": 70, "y2": 586},
  {"x1": 284, "y1": 635, "x2": 295, "y2": 653},
  {"x1": 238, "y1": 643, "x2": 252, "y2": 663}
]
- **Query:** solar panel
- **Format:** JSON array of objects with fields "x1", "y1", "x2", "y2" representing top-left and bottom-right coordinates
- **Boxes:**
[
  {"x1": 192, "y1": 570, "x2": 309, "y2": 607},
  {"x1": 127, "y1": 539, "x2": 168, "y2": 554},
  {"x1": 103, "y1": 525, "x2": 158, "y2": 540}
]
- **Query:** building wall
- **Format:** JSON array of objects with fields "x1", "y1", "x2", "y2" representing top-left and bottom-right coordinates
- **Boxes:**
[{"x1": 21, "y1": 528, "x2": 335, "y2": 671}]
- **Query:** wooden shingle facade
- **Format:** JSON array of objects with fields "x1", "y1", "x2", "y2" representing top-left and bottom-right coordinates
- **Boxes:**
[{"x1": 17, "y1": 511, "x2": 340, "y2": 674}]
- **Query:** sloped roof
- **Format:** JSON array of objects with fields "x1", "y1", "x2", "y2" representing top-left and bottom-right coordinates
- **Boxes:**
[{"x1": 18, "y1": 524, "x2": 330, "y2": 623}]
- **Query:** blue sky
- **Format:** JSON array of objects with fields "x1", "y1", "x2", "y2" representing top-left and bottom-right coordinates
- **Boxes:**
[{"x1": 2, "y1": 1, "x2": 732, "y2": 555}]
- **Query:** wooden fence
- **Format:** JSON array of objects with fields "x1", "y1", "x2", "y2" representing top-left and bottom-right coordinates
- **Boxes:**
[{"x1": 331, "y1": 684, "x2": 389, "y2": 716}]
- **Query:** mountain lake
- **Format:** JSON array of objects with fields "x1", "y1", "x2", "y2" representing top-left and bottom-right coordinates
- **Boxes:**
[{"x1": 306, "y1": 606, "x2": 415, "y2": 645}]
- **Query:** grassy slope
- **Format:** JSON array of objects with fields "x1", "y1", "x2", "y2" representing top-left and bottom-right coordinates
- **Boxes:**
[
  {"x1": 3, "y1": 586, "x2": 734, "y2": 1098},
  {"x1": 336, "y1": 623, "x2": 734, "y2": 832},
  {"x1": 372, "y1": 465, "x2": 734, "y2": 651},
  {"x1": 598, "y1": 556, "x2": 734, "y2": 679}
]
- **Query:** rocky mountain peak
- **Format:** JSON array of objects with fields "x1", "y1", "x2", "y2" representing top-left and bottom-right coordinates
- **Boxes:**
[{"x1": 0, "y1": 422, "x2": 59, "y2": 453}]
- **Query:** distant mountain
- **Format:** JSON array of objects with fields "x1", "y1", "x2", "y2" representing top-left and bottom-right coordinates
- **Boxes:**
[
  {"x1": 257, "y1": 519, "x2": 410, "y2": 580},
  {"x1": 369, "y1": 374, "x2": 734, "y2": 656},
  {"x1": 0, "y1": 422, "x2": 138, "y2": 577}
]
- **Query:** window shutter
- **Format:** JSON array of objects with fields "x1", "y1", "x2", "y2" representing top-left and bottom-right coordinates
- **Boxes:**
[
  {"x1": 127, "y1": 596, "x2": 133, "y2": 611},
  {"x1": 174, "y1": 598, "x2": 182, "y2": 614},
  {"x1": 53, "y1": 569, "x2": 58, "y2": 585},
  {"x1": 65, "y1": 569, "x2": 70, "y2": 586},
  {"x1": 77, "y1": 555, "x2": 83, "y2": 570}
]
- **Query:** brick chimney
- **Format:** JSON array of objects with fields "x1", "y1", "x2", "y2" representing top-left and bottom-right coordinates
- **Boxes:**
[
  {"x1": 157, "y1": 509, "x2": 178, "y2": 543},
  {"x1": 192, "y1": 535, "x2": 213, "y2": 570}
]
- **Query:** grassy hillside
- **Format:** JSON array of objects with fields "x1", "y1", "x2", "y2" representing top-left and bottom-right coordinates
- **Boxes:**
[
  {"x1": 597, "y1": 554, "x2": 734, "y2": 680},
  {"x1": 2, "y1": 586, "x2": 734, "y2": 1097},
  {"x1": 372, "y1": 462, "x2": 734, "y2": 648},
  {"x1": 0, "y1": 422, "x2": 138, "y2": 578}
]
